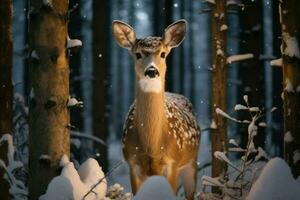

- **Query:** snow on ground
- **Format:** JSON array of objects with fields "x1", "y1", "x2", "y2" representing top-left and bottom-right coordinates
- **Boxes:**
[
  {"x1": 133, "y1": 176, "x2": 179, "y2": 200},
  {"x1": 247, "y1": 157, "x2": 300, "y2": 200},
  {"x1": 40, "y1": 156, "x2": 107, "y2": 200}
]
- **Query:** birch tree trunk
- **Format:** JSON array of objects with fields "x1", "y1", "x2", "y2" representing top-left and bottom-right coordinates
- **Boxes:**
[
  {"x1": 0, "y1": 0, "x2": 13, "y2": 199},
  {"x1": 28, "y1": 1, "x2": 70, "y2": 199},
  {"x1": 280, "y1": 0, "x2": 300, "y2": 178},
  {"x1": 210, "y1": 0, "x2": 228, "y2": 181}
]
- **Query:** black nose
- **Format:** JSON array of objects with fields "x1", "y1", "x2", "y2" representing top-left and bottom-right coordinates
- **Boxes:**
[{"x1": 144, "y1": 66, "x2": 159, "y2": 78}]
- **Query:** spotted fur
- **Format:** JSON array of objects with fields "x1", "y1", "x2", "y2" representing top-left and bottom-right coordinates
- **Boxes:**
[
  {"x1": 133, "y1": 37, "x2": 163, "y2": 53},
  {"x1": 122, "y1": 92, "x2": 200, "y2": 150}
]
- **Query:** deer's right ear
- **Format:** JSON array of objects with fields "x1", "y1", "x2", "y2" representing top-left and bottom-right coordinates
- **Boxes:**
[{"x1": 112, "y1": 20, "x2": 136, "y2": 50}]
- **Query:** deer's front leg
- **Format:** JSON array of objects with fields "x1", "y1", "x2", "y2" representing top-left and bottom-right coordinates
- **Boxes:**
[
  {"x1": 165, "y1": 163, "x2": 179, "y2": 194},
  {"x1": 129, "y1": 161, "x2": 148, "y2": 194}
]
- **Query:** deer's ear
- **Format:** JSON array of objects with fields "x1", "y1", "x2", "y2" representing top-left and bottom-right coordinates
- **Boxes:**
[
  {"x1": 112, "y1": 20, "x2": 136, "y2": 50},
  {"x1": 162, "y1": 19, "x2": 187, "y2": 48}
]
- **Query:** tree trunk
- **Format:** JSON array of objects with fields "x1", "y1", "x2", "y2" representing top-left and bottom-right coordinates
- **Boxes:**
[
  {"x1": 280, "y1": 0, "x2": 300, "y2": 178},
  {"x1": 92, "y1": 0, "x2": 110, "y2": 172},
  {"x1": 0, "y1": 0, "x2": 13, "y2": 199},
  {"x1": 28, "y1": 1, "x2": 70, "y2": 199},
  {"x1": 211, "y1": 0, "x2": 228, "y2": 181}
]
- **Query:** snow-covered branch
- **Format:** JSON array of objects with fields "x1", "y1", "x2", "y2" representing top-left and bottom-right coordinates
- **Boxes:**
[
  {"x1": 227, "y1": 53, "x2": 254, "y2": 64},
  {"x1": 67, "y1": 37, "x2": 82, "y2": 49},
  {"x1": 204, "y1": 0, "x2": 215, "y2": 5},
  {"x1": 270, "y1": 58, "x2": 282, "y2": 67},
  {"x1": 70, "y1": 131, "x2": 106, "y2": 146}
]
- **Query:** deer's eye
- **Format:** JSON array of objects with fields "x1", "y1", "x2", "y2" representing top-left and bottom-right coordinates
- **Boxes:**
[
  {"x1": 136, "y1": 53, "x2": 142, "y2": 59},
  {"x1": 160, "y1": 52, "x2": 166, "y2": 58}
]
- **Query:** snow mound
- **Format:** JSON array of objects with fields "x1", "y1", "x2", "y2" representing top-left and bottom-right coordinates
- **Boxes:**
[
  {"x1": 40, "y1": 157, "x2": 107, "y2": 200},
  {"x1": 133, "y1": 176, "x2": 179, "y2": 200},
  {"x1": 247, "y1": 157, "x2": 300, "y2": 200},
  {"x1": 78, "y1": 158, "x2": 107, "y2": 198}
]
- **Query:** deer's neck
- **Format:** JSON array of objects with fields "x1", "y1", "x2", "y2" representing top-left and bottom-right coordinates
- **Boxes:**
[{"x1": 134, "y1": 77, "x2": 166, "y2": 153}]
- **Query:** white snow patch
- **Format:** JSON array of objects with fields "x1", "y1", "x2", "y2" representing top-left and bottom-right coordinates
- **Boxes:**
[
  {"x1": 67, "y1": 37, "x2": 82, "y2": 49},
  {"x1": 78, "y1": 158, "x2": 107, "y2": 198},
  {"x1": 220, "y1": 24, "x2": 228, "y2": 31},
  {"x1": 227, "y1": 54, "x2": 254, "y2": 64},
  {"x1": 40, "y1": 158, "x2": 107, "y2": 200},
  {"x1": 247, "y1": 157, "x2": 300, "y2": 200},
  {"x1": 229, "y1": 139, "x2": 239, "y2": 147},
  {"x1": 60, "y1": 154, "x2": 70, "y2": 167},
  {"x1": 284, "y1": 131, "x2": 294, "y2": 143},
  {"x1": 271, "y1": 107, "x2": 277, "y2": 112},
  {"x1": 217, "y1": 49, "x2": 224, "y2": 56},
  {"x1": 249, "y1": 107, "x2": 259, "y2": 112},
  {"x1": 216, "y1": 108, "x2": 242, "y2": 123},
  {"x1": 204, "y1": 0, "x2": 215, "y2": 4},
  {"x1": 214, "y1": 151, "x2": 240, "y2": 172},
  {"x1": 133, "y1": 176, "x2": 179, "y2": 200},
  {"x1": 255, "y1": 147, "x2": 268, "y2": 161},
  {"x1": 282, "y1": 32, "x2": 300, "y2": 59},
  {"x1": 67, "y1": 97, "x2": 83, "y2": 107},
  {"x1": 210, "y1": 120, "x2": 217, "y2": 129},
  {"x1": 139, "y1": 77, "x2": 162, "y2": 93},
  {"x1": 285, "y1": 79, "x2": 295, "y2": 92},
  {"x1": 39, "y1": 154, "x2": 51, "y2": 161},
  {"x1": 270, "y1": 58, "x2": 282, "y2": 66},
  {"x1": 258, "y1": 122, "x2": 267, "y2": 127},
  {"x1": 243, "y1": 95, "x2": 249, "y2": 104},
  {"x1": 234, "y1": 104, "x2": 248, "y2": 111}
]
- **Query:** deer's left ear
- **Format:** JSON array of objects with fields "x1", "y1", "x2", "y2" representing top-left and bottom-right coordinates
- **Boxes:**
[{"x1": 162, "y1": 19, "x2": 187, "y2": 48}]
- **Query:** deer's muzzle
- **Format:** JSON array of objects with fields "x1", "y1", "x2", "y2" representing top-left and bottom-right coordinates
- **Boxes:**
[{"x1": 144, "y1": 66, "x2": 160, "y2": 78}]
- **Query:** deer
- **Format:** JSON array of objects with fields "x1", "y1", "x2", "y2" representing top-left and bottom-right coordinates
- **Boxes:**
[{"x1": 112, "y1": 19, "x2": 200, "y2": 200}]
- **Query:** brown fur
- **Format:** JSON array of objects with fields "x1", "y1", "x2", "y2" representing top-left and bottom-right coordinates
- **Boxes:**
[{"x1": 113, "y1": 20, "x2": 200, "y2": 200}]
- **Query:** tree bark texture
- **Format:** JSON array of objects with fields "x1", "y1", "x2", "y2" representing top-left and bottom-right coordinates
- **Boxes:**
[
  {"x1": 211, "y1": 0, "x2": 228, "y2": 180},
  {"x1": 28, "y1": 0, "x2": 70, "y2": 199},
  {"x1": 0, "y1": 0, "x2": 13, "y2": 199},
  {"x1": 280, "y1": 0, "x2": 300, "y2": 178}
]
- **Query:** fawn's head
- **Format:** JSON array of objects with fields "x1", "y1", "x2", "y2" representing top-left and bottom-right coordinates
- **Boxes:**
[{"x1": 112, "y1": 20, "x2": 187, "y2": 93}]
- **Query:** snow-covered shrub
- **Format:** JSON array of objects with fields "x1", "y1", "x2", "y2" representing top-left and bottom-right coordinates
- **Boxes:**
[
  {"x1": 41, "y1": 156, "x2": 132, "y2": 200},
  {"x1": 105, "y1": 184, "x2": 132, "y2": 200},
  {"x1": 13, "y1": 93, "x2": 29, "y2": 166},
  {"x1": 40, "y1": 156, "x2": 107, "y2": 200},
  {"x1": 199, "y1": 95, "x2": 271, "y2": 199},
  {"x1": 0, "y1": 134, "x2": 27, "y2": 199}
]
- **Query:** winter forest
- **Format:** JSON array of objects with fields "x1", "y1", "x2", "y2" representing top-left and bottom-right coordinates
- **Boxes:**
[{"x1": 0, "y1": 0, "x2": 300, "y2": 199}]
